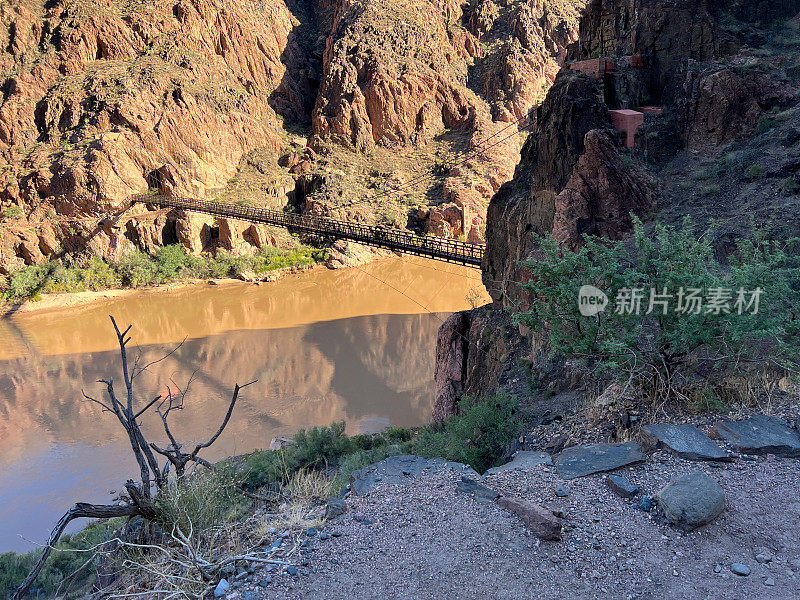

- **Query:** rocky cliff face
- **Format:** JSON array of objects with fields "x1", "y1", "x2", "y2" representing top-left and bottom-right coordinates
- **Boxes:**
[
  {"x1": 0, "y1": 0, "x2": 589, "y2": 273},
  {"x1": 434, "y1": 0, "x2": 800, "y2": 419},
  {"x1": 0, "y1": 0, "x2": 314, "y2": 270}
]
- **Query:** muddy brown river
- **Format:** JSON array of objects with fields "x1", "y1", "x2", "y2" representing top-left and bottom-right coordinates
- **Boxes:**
[{"x1": 0, "y1": 256, "x2": 488, "y2": 552}]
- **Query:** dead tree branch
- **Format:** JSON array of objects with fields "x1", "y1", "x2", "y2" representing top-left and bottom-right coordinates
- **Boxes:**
[{"x1": 13, "y1": 316, "x2": 251, "y2": 600}]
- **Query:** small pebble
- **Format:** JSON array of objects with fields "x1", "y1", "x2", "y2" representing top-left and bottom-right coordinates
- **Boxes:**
[
  {"x1": 764, "y1": 578, "x2": 775, "y2": 586},
  {"x1": 286, "y1": 566, "x2": 299, "y2": 577},
  {"x1": 731, "y1": 563, "x2": 751, "y2": 576}
]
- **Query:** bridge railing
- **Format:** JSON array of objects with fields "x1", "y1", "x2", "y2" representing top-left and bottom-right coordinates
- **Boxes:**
[{"x1": 129, "y1": 194, "x2": 484, "y2": 266}]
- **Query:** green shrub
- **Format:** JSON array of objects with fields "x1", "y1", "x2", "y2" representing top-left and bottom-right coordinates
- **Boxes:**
[
  {"x1": 0, "y1": 519, "x2": 120, "y2": 599},
  {"x1": 244, "y1": 422, "x2": 357, "y2": 489},
  {"x1": 116, "y1": 250, "x2": 160, "y2": 287},
  {"x1": 411, "y1": 393, "x2": 523, "y2": 473},
  {"x1": 81, "y1": 257, "x2": 122, "y2": 291},
  {"x1": 154, "y1": 244, "x2": 190, "y2": 280},
  {"x1": 155, "y1": 468, "x2": 246, "y2": 534},
  {"x1": 754, "y1": 116, "x2": 777, "y2": 136},
  {"x1": 290, "y1": 421, "x2": 355, "y2": 469},
  {"x1": 41, "y1": 263, "x2": 85, "y2": 294},
  {"x1": 689, "y1": 386, "x2": 730, "y2": 414},
  {"x1": 3, "y1": 262, "x2": 55, "y2": 300},
  {"x1": 746, "y1": 164, "x2": 764, "y2": 179},
  {"x1": 2, "y1": 205, "x2": 23, "y2": 220},
  {"x1": 780, "y1": 177, "x2": 799, "y2": 194},
  {"x1": 513, "y1": 217, "x2": 800, "y2": 400}
]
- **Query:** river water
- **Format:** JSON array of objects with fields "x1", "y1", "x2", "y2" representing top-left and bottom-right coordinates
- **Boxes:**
[{"x1": 0, "y1": 256, "x2": 488, "y2": 552}]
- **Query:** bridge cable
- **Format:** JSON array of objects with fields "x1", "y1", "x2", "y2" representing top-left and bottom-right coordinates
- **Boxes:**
[{"x1": 353, "y1": 263, "x2": 488, "y2": 348}]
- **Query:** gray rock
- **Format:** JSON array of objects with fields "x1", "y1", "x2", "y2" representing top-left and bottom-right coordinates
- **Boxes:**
[
  {"x1": 484, "y1": 451, "x2": 552, "y2": 476},
  {"x1": 556, "y1": 485, "x2": 569, "y2": 497},
  {"x1": 325, "y1": 497, "x2": 347, "y2": 520},
  {"x1": 711, "y1": 415, "x2": 800, "y2": 458},
  {"x1": 456, "y1": 477, "x2": 500, "y2": 502},
  {"x1": 765, "y1": 577, "x2": 775, "y2": 586},
  {"x1": 656, "y1": 472, "x2": 725, "y2": 531},
  {"x1": 214, "y1": 579, "x2": 230, "y2": 598},
  {"x1": 642, "y1": 424, "x2": 730, "y2": 461},
  {"x1": 256, "y1": 577, "x2": 272, "y2": 587},
  {"x1": 554, "y1": 442, "x2": 646, "y2": 479},
  {"x1": 349, "y1": 455, "x2": 479, "y2": 496},
  {"x1": 731, "y1": 563, "x2": 751, "y2": 576},
  {"x1": 638, "y1": 495, "x2": 654, "y2": 511},
  {"x1": 606, "y1": 474, "x2": 640, "y2": 498},
  {"x1": 286, "y1": 566, "x2": 299, "y2": 577}
]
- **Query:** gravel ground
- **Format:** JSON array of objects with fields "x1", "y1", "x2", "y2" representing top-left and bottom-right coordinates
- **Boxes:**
[{"x1": 238, "y1": 452, "x2": 800, "y2": 600}]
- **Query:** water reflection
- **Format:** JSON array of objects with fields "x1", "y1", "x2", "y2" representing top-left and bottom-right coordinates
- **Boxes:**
[{"x1": 0, "y1": 257, "x2": 488, "y2": 551}]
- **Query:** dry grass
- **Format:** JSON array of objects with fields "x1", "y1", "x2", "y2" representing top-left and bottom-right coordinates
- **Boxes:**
[{"x1": 286, "y1": 468, "x2": 334, "y2": 503}]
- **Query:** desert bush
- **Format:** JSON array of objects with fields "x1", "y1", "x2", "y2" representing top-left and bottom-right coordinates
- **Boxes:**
[
  {"x1": 2, "y1": 205, "x2": 23, "y2": 219},
  {"x1": 411, "y1": 393, "x2": 523, "y2": 473},
  {"x1": 3, "y1": 262, "x2": 55, "y2": 300},
  {"x1": 155, "y1": 468, "x2": 247, "y2": 535},
  {"x1": 81, "y1": 257, "x2": 122, "y2": 290},
  {"x1": 513, "y1": 217, "x2": 800, "y2": 402},
  {"x1": 0, "y1": 520, "x2": 120, "y2": 599},
  {"x1": 289, "y1": 421, "x2": 355, "y2": 469},
  {"x1": 116, "y1": 249, "x2": 160, "y2": 287},
  {"x1": 286, "y1": 469, "x2": 334, "y2": 503}
]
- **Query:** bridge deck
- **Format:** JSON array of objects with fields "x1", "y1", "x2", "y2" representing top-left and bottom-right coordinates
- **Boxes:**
[{"x1": 131, "y1": 195, "x2": 484, "y2": 267}]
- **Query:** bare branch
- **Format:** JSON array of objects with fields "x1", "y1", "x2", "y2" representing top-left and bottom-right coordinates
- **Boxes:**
[
  {"x1": 12, "y1": 504, "x2": 140, "y2": 600},
  {"x1": 190, "y1": 381, "x2": 256, "y2": 457}
]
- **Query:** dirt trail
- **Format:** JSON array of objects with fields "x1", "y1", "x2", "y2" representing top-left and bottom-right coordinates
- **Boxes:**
[{"x1": 244, "y1": 454, "x2": 800, "y2": 600}]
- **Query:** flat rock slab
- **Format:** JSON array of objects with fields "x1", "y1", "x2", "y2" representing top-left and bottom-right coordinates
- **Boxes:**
[
  {"x1": 607, "y1": 474, "x2": 640, "y2": 498},
  {"x1": 711, "y1": 415, "x2": 800, "y2": 458},
  {"x1": 456, "y1": 477, "x2": 500, "y2": 502},
  {"x1": 350, "y1": 455, "x2": 479, "y2": 496},
  {"x1": 484, "y1": 451, "x2": 552, "y2": 476},
  {"x1": 554, "y1": 442, "x2": 646, "y2": 479},
  {"x1": 642, "y1": 423, "x2": 729, "y2": 461}
]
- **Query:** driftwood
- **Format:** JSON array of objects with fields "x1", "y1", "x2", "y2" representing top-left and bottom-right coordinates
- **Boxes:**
[{"x1": 13, "y1": 316, "x2": 254, "y2": 600}]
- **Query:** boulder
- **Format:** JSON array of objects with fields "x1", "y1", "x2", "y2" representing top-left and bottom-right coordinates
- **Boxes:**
[
  {"x1": 349, "y1": 455, "x2": 479, "y2": 496},
  {"x1": 497, "y1": 496, "x2": 562, "y2": 541},
  {"x1": 606, "y1": 474, "x2": 640, "y2": 498},
  {"x1": 642, "y1": 423, "x2": 730, "y2": 461},
  {"x1": 268, "y1": 436, "x2": 295, "y2": 451},
  {"x1": 710, "y1": 415, "x2": 800, "y2": 458},
  {"x1": 554, "y1": 442, "x2": 646, "y2": 479},
  {"x1": 324, "y1": 498, "x2": 347, "y2": 520},
  {"x1": 426, "y1": 203, "x2": 464, "y2": 238},
  {"x1": 656, "y1": 472, "x2": 725, "y2": 531}
]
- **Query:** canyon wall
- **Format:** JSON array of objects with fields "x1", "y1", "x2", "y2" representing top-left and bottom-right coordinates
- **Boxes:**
[
  {"x1": 434, "y1": 0, "x2": 800, "y2": 419},
  {"x1": 0, "y1": 0, "x2": 589, "y2": 274}
]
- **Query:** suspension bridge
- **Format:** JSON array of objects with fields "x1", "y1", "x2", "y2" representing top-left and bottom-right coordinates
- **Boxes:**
[
  {"x1": 130, "y1": 194, "x2": 485, "y2": 267},
  {"x1": 128, "y1": 115, "x2": 536, "y2": 268}
]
